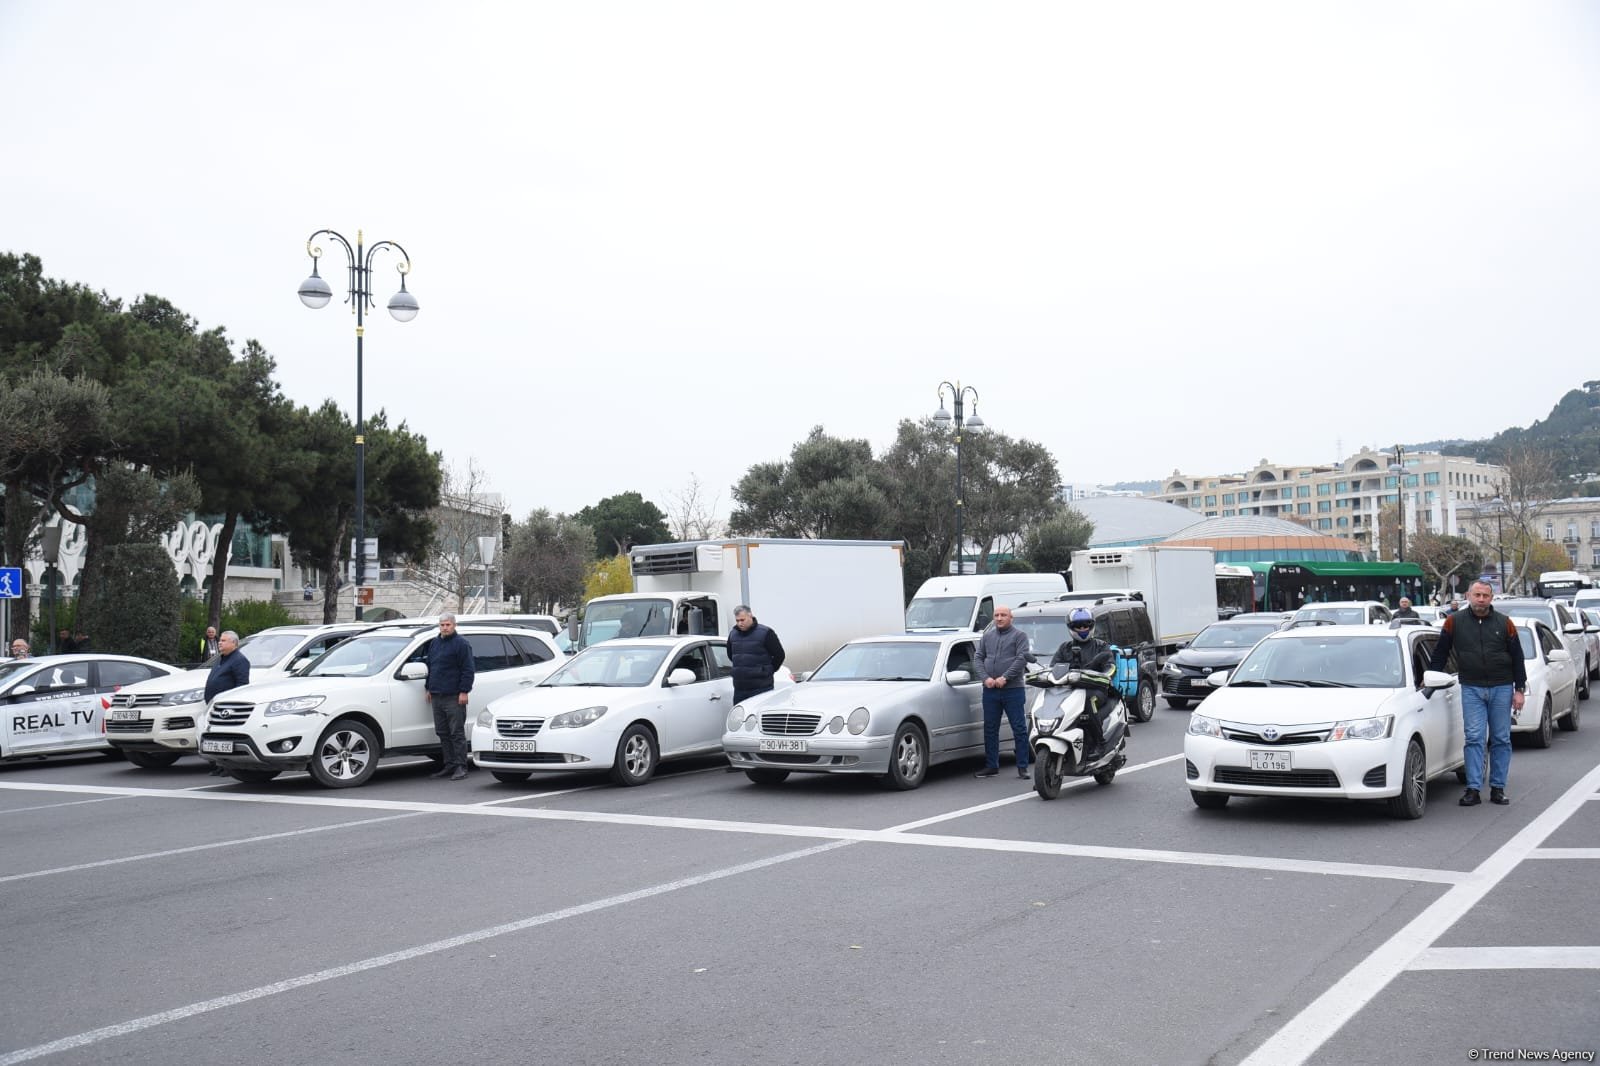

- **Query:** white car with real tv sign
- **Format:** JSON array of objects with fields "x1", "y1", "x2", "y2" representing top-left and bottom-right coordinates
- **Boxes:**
[{"x1": 1, "y1": 654, "x2": 178, "y2": 760}]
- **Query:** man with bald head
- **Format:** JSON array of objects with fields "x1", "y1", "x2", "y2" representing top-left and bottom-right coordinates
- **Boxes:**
[{"x1": 1429, "y1": 580, "x2": 1525, "y2": 807}]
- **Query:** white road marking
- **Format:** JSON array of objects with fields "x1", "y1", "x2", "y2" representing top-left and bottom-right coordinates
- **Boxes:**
[
  {"x1": 472, "y1": 783, "x2": 606, "y2": 806},
  {"x1": 0, "y1": 756, "x2": 1462, "y2": 884},
  {"x1": 0, "y1": 795, "x2": 131, "y2": 816},
  {"x1": 0, "y1": 839, "x2": 850, "y2": 1066},
  {"x1": 0, "y1": 813, "x2": 426, "y2": 884},
  {"x1": 1237, "y1": 759, "x2": 1600, "y2": 1066},
  {"x1": 1410, "y1": 946, "x2": 1600, "y2": 970},
  {"x1": 1528, "y1": 847, "x2": 1600, "y2": 860},
  {"x1": 886, "y1": 753, "x2": 1183, "y2": 831}
]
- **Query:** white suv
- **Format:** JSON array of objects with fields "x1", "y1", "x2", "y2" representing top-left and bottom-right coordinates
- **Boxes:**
[
  {"x1": 105, "y1": 624, "x2": 370, "y2": 769},
  {"x1": 198, "y1": 622, "x2": 562, "y2": 787}
]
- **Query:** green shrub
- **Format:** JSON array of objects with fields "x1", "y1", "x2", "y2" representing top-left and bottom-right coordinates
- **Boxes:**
[
  {"x1": 178, "y1": 597, "x2": 297, "y2": 663},
  {"x1": 78, "y1": 544, "x2": 183, "y2": 663}
]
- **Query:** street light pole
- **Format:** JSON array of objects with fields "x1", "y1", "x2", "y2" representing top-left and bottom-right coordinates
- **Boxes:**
[
  {"x1": 1389, "y1": 444, "x2": 1407, "y2": 563},
  {"x1": 932, "y1": 382, "x2": 984, "y2": 575},
  {"x1": 298, "y1": 230, "x2": 419, "y2": 620},
  {"x1": 1491, "y1": 495, "x2": 1507, "y2": 593}
]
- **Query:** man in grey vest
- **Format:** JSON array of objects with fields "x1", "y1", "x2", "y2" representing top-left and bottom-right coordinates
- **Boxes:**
[{"x1": 1428, "y1": 581, "x2": 1525, "y2": 806}]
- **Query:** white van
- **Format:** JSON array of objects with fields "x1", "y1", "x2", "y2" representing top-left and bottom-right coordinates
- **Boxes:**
[{"x1": 905, "y1": 573, "x2": 1068, "y2": 631}]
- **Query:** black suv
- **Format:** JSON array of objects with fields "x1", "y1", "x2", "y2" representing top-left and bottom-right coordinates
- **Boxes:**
[
  {"x1": 1159, "y1": 615, "x2": 1284, "y2": 710},
  {"x1": 1009, "y1": 596, "x2": 1159, "y2": 722}
]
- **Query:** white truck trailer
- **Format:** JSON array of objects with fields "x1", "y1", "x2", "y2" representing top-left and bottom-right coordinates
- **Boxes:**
[
  {"x1": 1068, "y1": 545, "x2": 1218, "y2": 652},
  {"x1": 577, "y1": 538, "x2": 907, "y2": 672}
]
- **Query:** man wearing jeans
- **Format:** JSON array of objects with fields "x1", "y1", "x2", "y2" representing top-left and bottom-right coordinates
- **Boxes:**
[
  {"x1": 974, "y1": 605, "x2": 1031, "y2": 779},
  {"x1": 1428, "y1": 581, "x2": 1525, "y2": 806}
]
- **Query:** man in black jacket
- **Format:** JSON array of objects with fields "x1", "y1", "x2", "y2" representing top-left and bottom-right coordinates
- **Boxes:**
[
  {"x1": 1050, "y1": 608, "x2": 1121, "y2": 759},
  {"x1": 1428, "y1": 581, "x2": 1525, "y2": 806},
  {"x1": 425, "y1": 614, "x2": 476, "y2": 781},
  {"x1": 203, "y1": 631, "x2": 250, "y2": 775},
  {"x1": 727, "y1": 606, "x2": 785, "y2": 707}
]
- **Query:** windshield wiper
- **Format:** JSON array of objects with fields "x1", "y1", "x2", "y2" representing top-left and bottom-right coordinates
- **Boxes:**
[
  {"x1": 864, "y1": 675, "x2": 926, "y2": 682},
  {"x1": 1298, "y1": 679, "x2": 1357, "y2": 688},
  {"x1": 1227, "y1": 679, "x2": 1270, "y2": 687}
]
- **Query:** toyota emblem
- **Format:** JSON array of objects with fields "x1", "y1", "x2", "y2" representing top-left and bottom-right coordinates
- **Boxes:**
[{"x1": 1261, "y1": 727, "x2": 1280, "y2": 741}]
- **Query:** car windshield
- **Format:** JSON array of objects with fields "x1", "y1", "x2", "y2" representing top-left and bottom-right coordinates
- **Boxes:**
[
  {"x1": 542, "y1": 644, "x2": 671, "y2": 687},
  {"x1": 812, "y1": 641, "x2": 938, "y2": 682},
  {"x1": 581, "y1": 599, "x2": 673, "y2": 646},
  {"x1": 0, "y1": 660, "x2": 32, "y2": 686},
  {"x1": 302, "y1": 633, "x2": 414, "y2": 677},
  {"x1": 905, "y1": 597, "x2": 975, "y2": 629},
  {"x1": 1010, "y1": 617, "x2": 1069, "y2": 661},
  {"x1": 1499, "y1": 603, "x2": 1554, "y2": 626},
  {"x1": 1294, "y1": 607, "x2": 1366, "y2": 626},
  {"x1": 1190, "y1": 622, "x2": 1276, "y2": 650},
  {"x1": 236, "y1": 632, "x2": 309, "y2": 669},
  {"x1": 1231, "y1": 634, "x2": 1405, "y2": 688}
]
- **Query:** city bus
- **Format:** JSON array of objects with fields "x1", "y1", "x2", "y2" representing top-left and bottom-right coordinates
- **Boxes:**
[
  {"x1": 1535, "y1": 570, "x2": 1593, "y2": 601},
  {"x1": 1215, "y1": 564, "x2": 1256, "y2": 617},
  {"x1": 1253, "y1": 560, "x2": 1428, "y2": 613}
]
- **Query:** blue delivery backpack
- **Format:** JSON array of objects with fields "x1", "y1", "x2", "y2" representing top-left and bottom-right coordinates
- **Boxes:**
[{"x1": 1110, "y1": 645, "x2": 1140, "y2": 698}]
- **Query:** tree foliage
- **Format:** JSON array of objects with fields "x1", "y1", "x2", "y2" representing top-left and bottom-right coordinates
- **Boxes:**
[
  {"x1": 77, "y1": 543, "x2": 183, "y2": 661},
  {"x1": 1406, "y1": 532, "x2": 1486, "y2": 598},
  {"x1": 503, "y1": 509, "x2": 595, "y2": 614},
  {"x1": 1021, "y1": 507, "x2": 1095, "y2": 575},
  {"x1": 728, "y1": 427, "x2": 886, "y2": 539},
  {"x1": 583, "y1": 554, "x2": 633, "y2": 603},
  {"x1": 576, "y1": 491, "x2": 670, "y2": 558}
]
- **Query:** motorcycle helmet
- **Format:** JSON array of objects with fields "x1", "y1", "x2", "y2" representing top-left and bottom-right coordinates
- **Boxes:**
[{"x1": 1069, "y1": 608, "x2": 1094, "y2": 640}]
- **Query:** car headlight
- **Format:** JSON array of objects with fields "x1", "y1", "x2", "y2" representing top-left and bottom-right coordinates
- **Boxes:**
[
  {"x1": 549, "y1": 705, "x2": 607, "y2": 729},
  {"x1": 827, "y1": 716, "x2": 844, "y2": 733},
  {"x1": 1330, "y1": 715, "x2": 1392, "y2": 741},
  {"x1": 264, "y1": 695, "x2": 325, "y2": 717},
  {"x1": 1164, "y1": 663, "x2": 1183, "y2": 677},
  {"x1": 158, "y1": 687, "x2": 206, "y2": 706},
  {"x1": 846, "y1": 707, "x2": 869, "y2": 735},
  {"x1": 726, "y1": 706, "x2": 744, "y2": 732},
  {"x1": 1187, "y1": 713, "x2": 1223, "y2": 739},
  {"x1": 476, "y1": 710, "x2": 493, "y2": 730}
]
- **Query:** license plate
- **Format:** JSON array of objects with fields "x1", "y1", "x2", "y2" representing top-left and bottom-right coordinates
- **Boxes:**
[
  {"x1": 201, "y1": 739, "x2": 234, "y2": 754},
  {"x1": 108, "y1": 708, "x2": 141, "y2": 722},
  {"x1": 492, "y1": 739, "x2": 537, "y2": 753},
  {"x1": 1248, "y1": 749, "x2": 1292, "y2": 772},
  {"x1": 759, "y1": 738, "x2": 808, "y2": 753}
]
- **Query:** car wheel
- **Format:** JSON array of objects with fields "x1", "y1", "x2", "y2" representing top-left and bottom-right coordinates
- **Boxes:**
[
  {"x1": 1590, "y1": 656, "x2": 1598, "y2": 682},
  {"x1": 1164, "y1": 697, "x2": 1190, "y2": 711},
  {"x1": 1134, "y1": 681, "x2": 1156, "y2": 723},
  {"x1": 1529, "y1": 698, "x2": 1554, "y2": 749},
  {"x1": 123, "y1": 750, "x2": 182, "y2": 769},
  {"x1": 1579, "y1": 669, "x2": 1590, "y2": 701},
  {"x1": 490, "y1": 770, "x2": 531, "y2": 784},
  {"x1": 883, "y1": 722, "x2": 927, "y2": 790},
  {"x1": 744, "y1": 769, "x2": 790, "y2": 786},
  {"x1": 1034, "y1": 752, "x2": 1063, "y2": 800},
  {"x1": 1559, "y1": 691, "x2": 1580, "y2": 732},
  {"x1": 1385, "y1": 739, "x2": 1427, "y2": 820},
  {"x1": 309, "y1": 720, "x2": 379, "y2": 788},
  {"x1": 227, "y1": 769, "x2": 281, "y2": 784},
  {"x1": 609, "y1": 724, "x2": 658, "y2": 787},
  {"x1": 1190, "y1": 790, "x2": 1229, "y2": 810}
]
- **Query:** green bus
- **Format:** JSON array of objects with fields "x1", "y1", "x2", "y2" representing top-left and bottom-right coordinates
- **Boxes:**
[{"x1": 1243, "y1": 560, "x2": 1428, "y2": 613}]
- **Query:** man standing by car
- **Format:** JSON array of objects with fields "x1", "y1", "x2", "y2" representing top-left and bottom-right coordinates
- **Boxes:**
[
  {"x1": 1394, "y1": 597, "x2": 1419, "y2": 621},
  {"x1": 203, "y1": 631, "x2": 250, "y2": 775},
  {"x1": 10, "y1": 638, "x2": 30, "y2": 659},
  {"x1": 975, "y1": 605, "x2": 1031, "y2": 779},
  {"x1": 425, "y1": 613, "x2": 475, "y2": 781},
  {"x1": 1428, "y1": 580, "x2": 1525, "y2": 807},
  {"x1": 728, "y1": 606, "x2": 786, "y2": 707}
]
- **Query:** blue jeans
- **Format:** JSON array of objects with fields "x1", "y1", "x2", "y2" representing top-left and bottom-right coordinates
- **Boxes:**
[
  {"x1": 1461, "y1": 684, "x2": 1512, "y2": 791},
  {"x1": 982, "y1": 684, "x2": 1028, "y2": 770}
]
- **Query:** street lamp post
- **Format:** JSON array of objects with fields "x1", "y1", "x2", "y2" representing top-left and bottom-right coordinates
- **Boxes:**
[
  {"x1": 932, "y1": 382, "x2": 984, "y2": 576},
  {"x1": 298, "y1": 230, "x2": 418, "y2": 620},
  {"x1": 1388, "y1": 444, "x2": 1407, "y2": 563},
  {"x1": 1490, "y1": 495, "x2": 1507, "y2": 593}
]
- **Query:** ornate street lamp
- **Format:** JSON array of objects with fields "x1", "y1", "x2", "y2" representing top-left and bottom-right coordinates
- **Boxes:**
[
  {"x1": 1490, "y1": 494, "x2": 1507, "y2": 592},
  {"x1": 1388, "y1": 444, "x2": 1408, "y2": 563},
  {"x1": 932, "y1": 382, "x2": 984, "y2": 575},
  {"x1": 298, "y1": 229, "x2": 418, "y2": 620}
]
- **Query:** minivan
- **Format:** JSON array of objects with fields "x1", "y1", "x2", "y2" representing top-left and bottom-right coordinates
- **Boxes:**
[{"x1": 905, "y1": 573, "x2": 1068, "y2": 632}]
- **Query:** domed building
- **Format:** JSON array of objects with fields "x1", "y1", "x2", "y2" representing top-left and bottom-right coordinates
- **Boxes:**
[{"x1": 1161, "y1": 515, "x2": 1362, "y2": 563}]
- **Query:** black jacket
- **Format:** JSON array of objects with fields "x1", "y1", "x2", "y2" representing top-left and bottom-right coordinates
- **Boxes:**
[
  {"x1": 426, "y1": 631, "x2": 476, "y2": 695},
  {"x1": 204, "y1": 650, "x2": 251, "y2": 703},
  {"x1": 727, "y1": 622, "x2": 785, "y2": 694},
  {"x1": 1051, "y1": 635, "x2": 1115, "y2": 673},
  {"x1": 1428, "y1": 607, "x2": 1526, "y2": 689}
]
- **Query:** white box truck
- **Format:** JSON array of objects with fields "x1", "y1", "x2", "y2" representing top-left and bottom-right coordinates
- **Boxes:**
[
  {"x1": 1068, "y1": 546, "x2": 1217, "y2": 653},
  {"x1": 576, "y1": 538, "x2": 907, "y2": 672}
]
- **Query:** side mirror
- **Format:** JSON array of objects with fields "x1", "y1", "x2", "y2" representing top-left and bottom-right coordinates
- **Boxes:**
[
  {"x1": 566, "y1": 614, "x2": 580, "y2": 643},
  {"x1": 11, "y1": 684, "x2": 34, "y2": 696},
  {"x1": 666, "y1": 667, "x2": 698, "y2": 687},
  {"x1": 795, "y1": 670, "x2": 812, "y2": 683},
  {"x1": 946, "y1": 669, "x2": 972, "y2": 685},
  {"x1": 1563, "y1": 623, "x2": 1584, "y2": 635},
  {"x1": 398, "y1": 662, "x2": 428, "y2": 681},
  {"x1": 1420, "y1": 669, "x2": 1458, "y2": 695},
  {"x1": 1206, "y1": 671, "x2": 1230, "y2": 688},
  {"x1": 1547, "y1": 648, "x2": 1572, "y2": 663}
]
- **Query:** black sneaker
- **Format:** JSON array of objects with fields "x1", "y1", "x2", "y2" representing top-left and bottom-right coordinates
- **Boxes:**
[
  {"x1": 974, "y1": 767, "x2": 999, "y2": 778},
  {"x1": 449, "y1": 768, "x2": 468, "y2": 781},
  {"x1": 1016, "y1": 766, "x2": 1029, "y2": 778},
  {"x1": 1490, "y1": 788, "x2": 1509, "y2": 805},
  {"x1": 429, "y1": 768, "x2": 452, "y2": 779},
  {"x1": 1459, "y1": 788, "x2": 1481, "y2": 807}
]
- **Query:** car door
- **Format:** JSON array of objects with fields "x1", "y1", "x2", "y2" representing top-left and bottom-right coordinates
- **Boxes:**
[
  {"x1": 1410, "y1": 632, "x2": 1454, "y2": 776},
  {"x1": 652, "y1": 642, "x2": 730, "y2": 756},
  {"x1": 935, "y1": 638, "x2": 985, "y2": 757},
  {"x1": 1540, "y1": 624, "x2": 1576, "y2": 712},
  {"x1": 3, "y1": 659, "x2": 103, "y2": 754}
]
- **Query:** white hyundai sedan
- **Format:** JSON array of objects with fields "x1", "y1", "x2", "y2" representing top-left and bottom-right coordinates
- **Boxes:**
[
  {"x1": 1184, "y1": 625, "x2": 1463, "y2": 819},
  {"x1": 471, "y1": 635, "x2": 755, "y2": 787}
]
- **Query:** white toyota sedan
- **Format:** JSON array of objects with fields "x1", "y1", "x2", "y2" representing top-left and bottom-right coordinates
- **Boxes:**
[
  {"x1": 1512, "y1": 618, "x2": 1580, "y2": 747},
  {"x1": 1184, "y1": 625, "x2": 1463, "y2": 818},
  {"x1": 471, "y1": 635, "x2": 758, "y2": 787}
]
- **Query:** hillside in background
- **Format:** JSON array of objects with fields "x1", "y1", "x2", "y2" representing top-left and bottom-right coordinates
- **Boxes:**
[{"x1": 1412, "y1": 381, "x2": 1600, "y2": 487}]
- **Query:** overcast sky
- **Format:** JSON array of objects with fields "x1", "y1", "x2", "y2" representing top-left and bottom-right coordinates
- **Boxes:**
[{"x1": 3, "y1": 2, "x2": 1597, "y2": 524}]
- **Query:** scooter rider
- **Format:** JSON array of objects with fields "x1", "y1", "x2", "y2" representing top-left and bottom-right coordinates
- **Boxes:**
[{"x1": 1049, "y1": 608, "x2": 1119, "y2": 756}]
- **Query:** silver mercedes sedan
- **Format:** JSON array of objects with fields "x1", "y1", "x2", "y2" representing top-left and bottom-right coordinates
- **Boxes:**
[{"x1": 721, "y1": 632, "x2": 992, "y2": 790}]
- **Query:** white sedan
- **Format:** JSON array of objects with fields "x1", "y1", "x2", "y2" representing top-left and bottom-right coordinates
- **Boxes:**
[
  {"x1": 1, "y1": 654, "x2": 178, "y2": 760},
  {"x1": 471, "y1": 636, "x2": 756, "y2": 786},
  {"x1": 1184, "y1": 625, "x2": 1463, "y2": 818},
  {"x1": 1513, "y1": 618, "x2": 1580, "y2": 747}
]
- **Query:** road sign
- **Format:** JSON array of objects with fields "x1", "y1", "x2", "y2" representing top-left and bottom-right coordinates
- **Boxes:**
[{"x1": 0, "y1": 567, "x2": 22, "y2": 599}]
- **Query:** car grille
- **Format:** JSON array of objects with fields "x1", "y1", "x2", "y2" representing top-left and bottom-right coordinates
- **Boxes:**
[
  {"x1": 497, "y1": 718, "x2": 545, "y2": 737},
  {"x1": 1162, "y1": 677, "x2": 1212, "y2": 697},
  {"x1": 1221, "y1": 725, "x2": 1331, "y2": 745},
  {"x1": 1214, "y1": 766, "x2": 1340, "y2": 788},
  {"x1": 209, "y1": 703, "x2": 253, "y2": 726},
  {"x1": 109, "y1": 693, "x2": 164, "y2": 709},
  {"x1": 105, "y1": 719, "x2": 149, "y2": 734},
  {"x1": 484, "y1": 751, "x2": 567, "y2": 763},
  {"x1": 761, "y1": 713, "x2": 821, "y2": 736}
]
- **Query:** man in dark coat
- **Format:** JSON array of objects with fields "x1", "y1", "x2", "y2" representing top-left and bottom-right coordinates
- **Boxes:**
[
  {"x1": 203, "y1": 630, "x2": 250, "y2": 775},
  {"x1": 727, "y1": 605, "x2": 785, "y2": 707},
  {"x1": 1428, "y1": 580, "x2": 1526, "y2": 806},
  {"x1": 425, "y1": 613, "x2": 476, "y2": 781}
]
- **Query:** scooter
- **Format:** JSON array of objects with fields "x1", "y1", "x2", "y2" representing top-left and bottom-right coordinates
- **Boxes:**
[{"x1": 1026, "y1": 664, "x2": 1129, "y2": 799}]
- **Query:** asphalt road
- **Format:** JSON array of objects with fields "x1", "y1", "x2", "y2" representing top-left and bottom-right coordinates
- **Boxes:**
[{"x1": 1, "y1": 706, "x2": 1597, "y2": 1066}]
